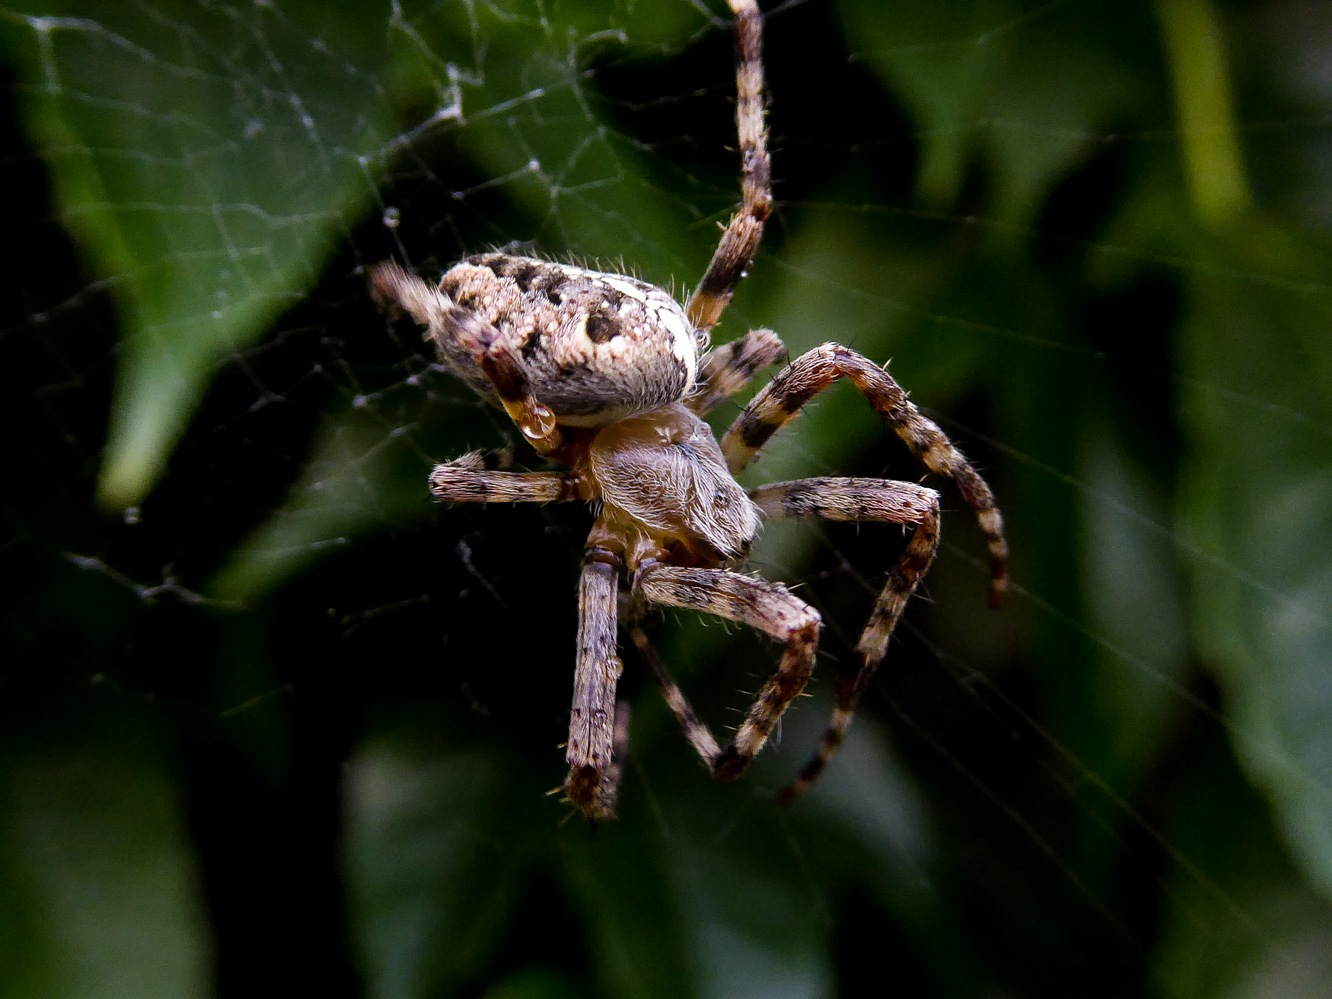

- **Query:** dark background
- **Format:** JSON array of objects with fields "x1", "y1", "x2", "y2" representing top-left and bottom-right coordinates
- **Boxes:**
[{"x1": 3, "y1": 0, "x2": 1330, "y2": 996}]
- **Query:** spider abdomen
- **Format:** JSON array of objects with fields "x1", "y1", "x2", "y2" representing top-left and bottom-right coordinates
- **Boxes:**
[{"x1": 437, "y1": 254, "x2": 704, "y2": 426}]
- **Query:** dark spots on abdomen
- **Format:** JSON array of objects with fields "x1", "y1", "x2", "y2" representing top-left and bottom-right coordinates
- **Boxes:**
[
  {"x1": 585, "y1": 314, "x2": 621, "y2": 343},
  {"x1": 505, "y1": 261, "x2": 541, "y2": 290},
  {"x1": 520, "y1": 335, "x2": 545, "y2": 361},
  {"x1": 466, "y1": 253, "x2": 506, "y2": 273}
]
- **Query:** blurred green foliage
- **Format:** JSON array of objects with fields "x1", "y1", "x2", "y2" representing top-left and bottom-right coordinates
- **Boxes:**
[{"x1": 2, "y1": 0, "x2": 1331, "y2": 997}]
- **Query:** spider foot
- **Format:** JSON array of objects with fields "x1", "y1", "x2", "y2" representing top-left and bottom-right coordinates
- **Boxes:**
[
  {"x1": 773, "y1": 731, "x2": 844, "y2": 806},
  {"x1": 563, "y1": 764, "x2": 620, "y2": 822},
  {"x1": 711, "y1": 745, "x2": 751, "y2": 783}
]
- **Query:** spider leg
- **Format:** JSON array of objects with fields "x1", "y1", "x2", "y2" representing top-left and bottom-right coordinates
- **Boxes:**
[
  {"x1": 750, "y1": 476, "x2": 941, "y2": 802},
  {"x1": 429, "y1": 449, "x2": 583, "y2": 504},
  {"x1": 720, "y1": 342, "x2": 1009, "y2": 605},
  {"x1": 686, "y1": 0, "x2": 772, "y2": 331},
  {"x1": 564, "y1": 551, "x2": 625, "y2": 820},
  {"x1": 632, "y1": 562, "x2": 821, "y2": 783},
  {"x1": 688, "y1": 328, "x2": 786, "y2": 416},
  {"x1": 371, "y1": 261, "x2": 563, "y2": 454},
  {"x1": 628, "y1": 625, "x2": 722, "y2": 768}
]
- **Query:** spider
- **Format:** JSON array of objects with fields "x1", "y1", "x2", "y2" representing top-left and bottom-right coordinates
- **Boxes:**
[{"x1": 371, "y1": 0, "x2": 1008, "y2": 820}]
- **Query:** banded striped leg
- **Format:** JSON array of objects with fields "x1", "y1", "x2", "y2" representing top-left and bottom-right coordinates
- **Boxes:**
[
  {"x1": 628, "y1": 625, "x2": 722, "y2": 767},
  {"x1": 371, "y1": 261, "x2": 563, "y2": 454},
  {"x1": 565, "y1": 553, "x2": 625, "y2": 820},
  {"x1": 429, "y1": 449, "x2": 583, "y2": 504},
  {"x1": 688, "y1": 328, "x2": 786, "y2": 416},
  {"x1": 750, "y1": 477, "x2": 941, "y2": 802},
  {"x1": 633, "y1": 562, "x2": 821, "y2": 782},
  {"x1": 686, "y1": 0, "x2": 772, "y2": 331},
  {"x1": 721, "y1": 342, "x2": 1009, "y2": 605}
]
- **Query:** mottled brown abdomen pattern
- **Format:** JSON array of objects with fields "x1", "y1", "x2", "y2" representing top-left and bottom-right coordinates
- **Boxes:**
[{"x1": 436, "y1": 255, "x2": 703, "y2": 426}]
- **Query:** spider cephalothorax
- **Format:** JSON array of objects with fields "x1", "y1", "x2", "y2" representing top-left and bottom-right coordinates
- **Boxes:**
[{"x1": 372, "y1": 0, "x2": 1008, "y2": 820}]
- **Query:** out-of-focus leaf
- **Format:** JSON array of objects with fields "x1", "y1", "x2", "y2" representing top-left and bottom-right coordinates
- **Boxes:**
[
  {"x1": 425, "y1": 5, "x2": 710, "y2": 279},
  {"x1": 1176, "y1": 224, "x2": 1332, "y2": 898},
  {"x1": 1078, "y1": 424, "x2": 1191, "y2": 789},
  {"x1": 483, "y1": 967, "x2": 587, "y2": 999},
  {"x1": 209, "y1": 401, "x2": 433, "y2": 602},
  {"x1": 1155, "y1": 0, "x2": 1251, "y2": 226},
  {"x1": 0, "y1": 1, "x2": 404, "y2": 509},
  {"x1": 0, "y1": 711, "x2": 209, "y2": 999},
  {"x1": 554, "y1": 762, "x2": 834, "y2": 999},
  {"x1": 839, "y1": 0, "x2": 1155, "y2": 223},
  {"x1": 1149, "y1": 730, "x2": 1332, "y2": 999},
  {"x1": 344, "y1": 725, "x2": 530, "y2": 998}
]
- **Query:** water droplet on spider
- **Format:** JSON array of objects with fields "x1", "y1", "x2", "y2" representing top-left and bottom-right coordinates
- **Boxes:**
[
  {"x1": 519, "y1": 404, "x2": 557, "y2": 442},
  {"x1": 123, "y1": 506, "x2": 141, "y2": 525},
  {"x1": 382, "y1": 206, "x2": 400, "y2": 229}
]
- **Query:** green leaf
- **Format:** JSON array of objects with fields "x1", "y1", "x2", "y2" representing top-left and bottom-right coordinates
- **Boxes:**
[
  {"x1": 0, "y1": 709, "x2": 209, "y2": 999},
  {"x1": 1155, "y1": 0, "x2": 1251, "y2": 226},
  {"x1": 839, "y1": 0, "x2": 1156, "y2": 223},
  {"x1": 1177, "y1": 223, "x2": 1332, "y2": 898},
  {"x1": 1148, "y1": 730, "x2": 1332, "y2": 999},
  {"x1": 0, "y1": 1, "x2": 403, "y2": 509},
  {"x1": 209, "y1": 400, "x2": 434, "y2": 602},
  {"x1": 344, "y1": 725, "x2": 531, "y2": 998}
]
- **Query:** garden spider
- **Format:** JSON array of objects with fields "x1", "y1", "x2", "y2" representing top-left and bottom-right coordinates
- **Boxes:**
[{"x1": 372, "y1": 0, "x2": 1008, "y2": 819}]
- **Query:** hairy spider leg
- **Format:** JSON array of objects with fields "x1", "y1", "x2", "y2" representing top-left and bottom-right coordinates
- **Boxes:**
[
  {"x1": 720, "y1": 342, "x2": 1009, "y2": 605},
  {"x1": 748, "y1": 477, "x2": 942, "y2": 802},
  {"x1": 417, "y1": 451, "x2": 630, "y2": 816},
  {"x1": 371, "y1": 262, "x2": 564, "y2": 454},
  {"x1": 689, "y1": 328, "x2": 787, "y2": 416},
  {"x1": 686, "y1": 0, "x2": 773, "y2": 332},
  {"x1": 627, "y1": 626, "x2": 723, "y2": 766},
  {"x1": 565, "y1": 553, "x2": 625, "y2": 820},
  {"x1": 633, "y1": 562, "x2": 821, "y2": 782},
  {"x1": 428, "y1": 449, "x2": 583, "y2": 503}
]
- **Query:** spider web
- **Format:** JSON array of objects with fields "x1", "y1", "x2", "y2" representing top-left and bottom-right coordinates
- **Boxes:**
[{"x1": 3, "y1": 0, "x2": 1331, "y2": 996}]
